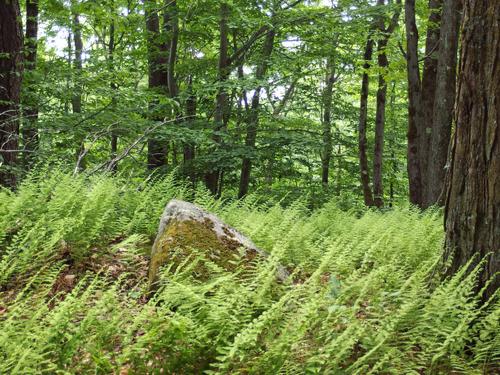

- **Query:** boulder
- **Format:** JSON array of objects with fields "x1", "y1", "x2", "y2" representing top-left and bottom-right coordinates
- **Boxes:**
[{"x1": 148, "y1": 200, "x2": 287, "y2": 287}]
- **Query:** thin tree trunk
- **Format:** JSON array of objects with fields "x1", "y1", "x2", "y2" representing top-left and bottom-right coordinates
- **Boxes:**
[
  {"x1": 71, "y1": 12, "x2": 83, "y2": 114},
  {"x1": 71, "y1": 7, "x2": 85, "y2": 170},
  {"x1": 145, "y1": 0, "x2": 168, "y2": 170},
  {"x1": 0, "y1": 0, "x2": 23, "y2": 188},
  {"x1": 272, "y1": 79, "x2": 296, "y2": 117},
  {"x1": 373, "y1": 39, "x2": 388, "y2": 208},
  {"x1": 426, "y1": 0, "x2": 461, "y2": 206},
  {"x1": 405, "y1": 0, "x2": 423, "y2": 206},
  {"x1": 183, "y1": 76, "x2": 196, "y2": 186},
  {"x1": 65, "y1": 32, "x2": 72, "y2": 114},
  {"x1": 419, "y1": 0, "x2": 442, "y2": 202},
  {"x1": 108, "y1": 3, "x2": 118, "y2": 172},
  {"x1": 22, "y1": 0, "x2": 39, "y2": 169},
  {"x1": 373, "y1": 0, "x2": 401, "y2": 208},
  {"x1": 358, "y1": 34, "x2": 375, "y2": 207},
  {"x1": 321, "y1": 55, "x2": 336, "y2": 187},
  {"x1": 165, "y1": 0, "x2": 178, "y2": 99},
  {"x1": 205, "y1": 2, "x2": 230, "y2": 196},
  {"x1": 238, "y1": 28, "x2": 276, "y2": 199},
  {"x1": 444, "y1": 0, "x2": 499, "y2": 301},
  {"x1": 388, "y1": 82, "x2": 397, "y2": 208},
  {"x1": 336, "y1": 143, "x2": 342, "y2": 195}
]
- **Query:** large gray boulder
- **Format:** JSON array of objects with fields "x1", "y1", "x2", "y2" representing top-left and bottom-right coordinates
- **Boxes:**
[{"x1": 148, "y1": 200, "x2": 287, "y2": 287}]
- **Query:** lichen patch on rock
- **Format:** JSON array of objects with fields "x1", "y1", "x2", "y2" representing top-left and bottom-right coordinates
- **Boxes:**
[{"x1": 148, "y1": 200, "x2": 287, "y2": 288}]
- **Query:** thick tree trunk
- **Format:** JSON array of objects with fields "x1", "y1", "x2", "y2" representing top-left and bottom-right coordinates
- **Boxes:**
[
  {"x1": 425, "y1": 0, "x2": 461, "y2": 206},
  {"x1": 405, "y1": 0, "x2": 423, "y2": 206},
  {"x1": 358, "y1": 35, "x2": 375, "y2": 207},
  {"x1": 238, "y1": 28, "x2": 276, "y2": 199},
  {"x1": 22, "y1": 0, "x2": 39, "y2": 168},
  {"x1": 321, "y1": 55, "x2": 336, "y2": 187},
  {"x1": 145, "y1": 0, "x2": 168, "y2": 170},
  {"x1": 0, "y1": 0, "x2": 23, "y2": 188},
  {"x1": 444, "y1": 0, "x2": 499, "y2": 301},
  {"x1": 205, "y1": 2, "x2": 230, "y2": 196}
]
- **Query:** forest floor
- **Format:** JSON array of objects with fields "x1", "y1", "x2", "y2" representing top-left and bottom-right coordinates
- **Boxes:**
[{"x1": 0, "y1": 172, "x2": 498, "y2": 374}]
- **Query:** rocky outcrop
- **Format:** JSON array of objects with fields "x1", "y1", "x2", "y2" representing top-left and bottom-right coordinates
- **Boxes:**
[{"x1": 148, "y1": 200, "x2": 287, "y2": 288}]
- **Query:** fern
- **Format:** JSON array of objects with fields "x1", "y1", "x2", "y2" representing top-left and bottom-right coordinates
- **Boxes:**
[{"x1": 0, "y1": 171, "x2": 498, "y2": 374}]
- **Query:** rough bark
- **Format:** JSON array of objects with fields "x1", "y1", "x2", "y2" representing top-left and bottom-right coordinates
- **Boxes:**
[
  {"x1": 22, "y1": 0, "x2": 39, "y2": 168},
  {"x1": 358, "y1": 34, "x2": 375, "y2": 207},
  {"x1": 444, "y1": 0, "x2": 499, "y2": 301},
  {"x1": 0, "y1": 0, "x2": 23, "y2": 188},
  {"x1": 205, "y1": 2, "x2": 230, "y2": 196},
  {"x1": 405, "y1": 0, "x2": 423, "y2": 206},
  {"x1": 419, "y1": 0, "x2": 442, "y2": 196},
  {"x1": 425, "y1": 0, "x2": 461, "y2": 206},
  {"x1": 238, "y1": 28, "x2": 276, "y2": 199}
]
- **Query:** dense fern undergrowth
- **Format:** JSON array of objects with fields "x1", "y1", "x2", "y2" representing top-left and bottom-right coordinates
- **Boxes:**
[{"x1": 0, "y1": 171, "x2": 498, "y2": 374}]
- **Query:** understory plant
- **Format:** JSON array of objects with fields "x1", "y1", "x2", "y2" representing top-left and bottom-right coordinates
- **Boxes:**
[{"x1": 0, "y1": 171, "x2": 498, "y2": 374}]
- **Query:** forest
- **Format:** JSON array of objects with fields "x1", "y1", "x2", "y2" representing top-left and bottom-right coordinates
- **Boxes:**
[{"x1": 0, "y1": 0, "x2": 498, "y2": 373}]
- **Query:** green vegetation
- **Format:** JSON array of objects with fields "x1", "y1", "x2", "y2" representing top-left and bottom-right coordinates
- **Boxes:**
[
  {"x1": 0, "y1": 0, "x2": 498, "y2": 373},
  {"x1": 1, "y1": 172, "x2": 498, "y2": 374}
]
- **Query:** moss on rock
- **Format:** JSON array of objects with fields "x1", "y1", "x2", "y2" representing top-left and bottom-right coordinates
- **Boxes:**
[{"x1": 147, "y1": 200, "x2": 272, "y2": 289}]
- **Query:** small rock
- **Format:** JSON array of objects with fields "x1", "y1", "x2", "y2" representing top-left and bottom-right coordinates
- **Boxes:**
[{"x1": 63, "y1": 274, "x2": 76, "y2": 286}]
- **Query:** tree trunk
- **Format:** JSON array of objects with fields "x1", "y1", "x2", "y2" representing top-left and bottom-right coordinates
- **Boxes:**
[
  {"x1": 205, "y1": 2, "x2": 230, "y2": 196},
  {"x1": 108, "y1": 2, "x2": 118, "y2": 173},
  {"x1": 65, "y1": 32, "x2": 72, "y2": 114},
  {"x1": 426, "y1": 0, "x2": 461, "y2": 206},
  {"x1": 406, "y1": 0, "x2": 447, "y2": 208},
  {"x1": 145, "y1": 0, "x2": 168, "y2": 170},
  {"x1": 71, "y1": 7, "x2": 85, "y2": 170},
  {"x1": 0, "y1": 0, "x2": 23, "y2": 188},
  {"x1": 444, "y1": 0, "x2": 499, "y2": 301},
  {"x1": 321, "y1": 55, "x2": 336, "y2": 187},
  {"x1": 238, "y1": 28, "x2": 276, "y2": 199},
  {"x1": 22, "y1": 0, "x2": 39, "y2": 169},
  {"x1": 405, "y1": 0, "x2": 423, "y2": 206},
  {"x1": 373, "y1": 0, "x2": 401, "y2": 208},
  {"x1": 165, "y1": 0, "x2": 178, "y2": 99},
  {"x1": 183, "y1": 76, "x2": 196, "y2": 186},
  {"x1": 71, "y1": 12, "x2": 83, "y2": 114},
  {"x1": 373, "y1": 38, "x2": 388, "y2": 208},
  {"x1": 419, "y1": 0, "x2": 442, "y2": 201},
  {"x1": 358, "y1": 34, "x2": 375, "y2": 207}
]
